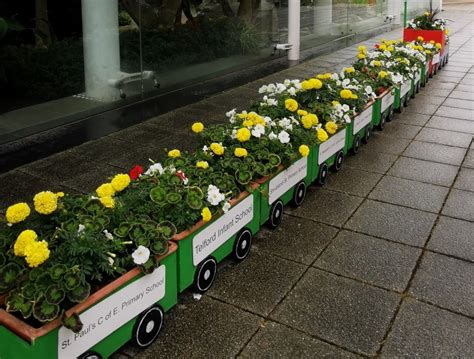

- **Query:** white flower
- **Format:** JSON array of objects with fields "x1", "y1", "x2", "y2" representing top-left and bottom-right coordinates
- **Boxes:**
[
  {"x1": 278, "y1": 118, "x2": 292, "y2": 130},
  {"x1": 342, "y1": 79, "x2": 350, "y2": 87},
  {"x1": 284, "y1": 79, "x2": 291, "y2": 86},
  {"x1": 108, "y1": 257, "x2": 115, "y2": 266},
  {"x1": 268, "y1": 131, "x2": 277, "y2": 140},
  {"x1": 226, "y1": 108, "x2": 237, "y2": 118},
  {"x1": 230, "y1": 129, "x2": 237, "y2": 139},
  {"x1": 267, "y1": 84, "x2": 276, "y2": 93},
  {"x1": 365, "y1": 85, "x2": 373, "y2": 96},
  {"x1": 252, "y1": 124, "x2": 265, "y2": 138},
  {"x1": 344, "y1": 114, "x2": 352, "y2": 123},
  {"x1": 266, "y1": 97, "x2": 278, "y2": 106},
  {"x1": 132, "y1": 246, "x2": 150, "y2": 265},
  {"x1": 207, "y1": 184, "x2": 225, "y2": 206},
  {"x1": 145, "y1": 162, "x2": 164, "y2": 176},
  {"x1": 276, "y1": 83, "x2": 286, "y2": 93},
  {"x1": 77, "y1": 224, "x2": 85, "y2": 235},
  {"x1": 203, "y1": 145, "x2": 209, "y2": 151},
  {"x1": 288, "y1": 87, "x2": 297, "y2": 96},
  {"x1": 384, "y1": 50, "x2": 392, "y2": 58},
  {"x1": 103, "y1": 229, "x2": 113, "y2": 240},
  {"x1": 331, "y1": 73, "x2": 339, "y2": 80},
  {"x1": 258, "y1": 85, "x2": 268, "y2": 94},
  {"x1": 342, "y1": 104, "x2": 350, "y2": 112},
  {"x1": 278, "y1": 130, "x2": 290, "y2": 144},
  {"x1": 222, "y1": 202, "x2": 231, "y2": 213}
]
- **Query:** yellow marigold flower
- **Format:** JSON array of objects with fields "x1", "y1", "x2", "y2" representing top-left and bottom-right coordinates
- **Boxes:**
[
  {"x1": 196, "y1": 161, "x2": 209, "y2": 169},
  {"x1": 238, "y1": 112, "x2": 248, "y2": 119},
  {"x1": 316, "y1": 128, "x2": 329, "y2": 142},
  {"x1": 14, "y1": 230, "x2": 38, "y2": 257},
  {"x1": 351, "y1": 94, "x2": 358, "y2": 100},
  {"x1": 309, "y1": 78, "x2": 323, "y2": 89},
  {"x1": 445, "y1": 28, "x2": 449, "y2": 35},
  {"x1": 100, "y1": 196, "x2": 115, "y2": 209},
  {"x1": 316, "y1": 74, "x2": 325, "y2": 80},
  {"x1": 344, "y1": 67, "x2": 355, "y2": 73},
  {"x1": 56, "y1": 192, "x2": 65, "y2": 198},
  {"x1": 429, "y1": 40, "x2": 435, "y2": 44},
  {"x1": 168, "y1": 149, "x2": 181, "y2": 158},
  {"x1": 33, "y1": 191, "x2": 59, "y2": 215},
  {"x1": 234, "y1": 148, "x2": 248, "y2": 158},
  {"x1": 192, "y1": 122, "x2": 204, "y2": 133},
  {"x1": 379, "y1": 44, "x2": 387, "y2": 51},
  {"x1": 332, "y1": 101, "x2": 340, "y2": 107},
  {"x1": 417, "y1": 36, "x2": 424, "y2": 42},
  {"x1": 304, "y1": 113, "x2": 319, "y2": 126},
  {"x1": 424, "y1": 12, "x2": 430, "y2": 16},
  {"x1": 24, "y1": 240, "x2": 50, "y2": 268},
  {"x1": 236, "y1": 127, "x2": 251, "y2": 142},
  {"x1": 358, "y1": 45, "x2": 367, "y2": 53},
  {"x1": 96, "y1": 183, "x2": 116, "y2": 198},
  {"x1": 425, "y1": 50, "x2": 432, "y2": 55},
  {"x1": 301, "y1": 116, "x2": 313, "y2": 129},
  {"x1": 201, "y1": 207, "x2": 212, "y2": 222},
  {"x1": 323, "y1": 73, "x2": 332, "y2": 79},
  {"x1": 210, "y1": 142, "x2": 224, "y2": 156},
  {"x1": 378, "y1": 71, "x2": 388, "y2": 79},
  {"x1": 301, "y1": 80, "x2": 313, "y2": 91},
  {"x1": 297, "y1": 109, "x2": 308, "y2": 116},
  {"x1": 299, "y1": 145, "x2": 310, "y2": 157},
  {"x1": 252, "y1": 116, "x2": 265, "y2": 126},
  {"x1": 111, "y1": 174, "x2": 130, "y2": 192},
  {"x1": 6, "y1": 203, "x2": 31, "y2": 224},
  {"x1": 387, "y1": 46, "x2": 394, "y2": 52},
  {"x1": 325, "y1": 121, "x2": 338, "y2": 135},
  {"x1": 242, "y1": 119, "x2": 253, "y2": 128},
  {"x1": 373, "y1": 60, "x2": 381, "y2": 67},
  {"x1": 340, "y1": 89, "x2": 353, "y2": 99},
  {"x1": 357, "y1": 53, "x2": 366, "y2": 59},
  {"x1": 435, "y1": 42, "x2": 442, "y2": 49},
  {"x1": 284, "y1": 98, "x2": 299, "y2": 112}
]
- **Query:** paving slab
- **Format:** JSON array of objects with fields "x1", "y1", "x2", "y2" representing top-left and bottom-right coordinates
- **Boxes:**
[
  {"x1": 254, "y1": 216, "x2": 337, "y2": 265},
  {"x1": 428, "y1": 216, "x2": 474, "y2": 262},
  {"x1": 381, "y1": 299, "x2": 474, "y2": 358},
  {"x1": 409, "y1": 252, "x2": 474, "y2": 317},
  {"x1": 368, "y1": 176, "x2": 449, "y2": 213},
  {"x1": 344, "y1": 150, "x2": 397, "y2": 174},
  {"x1": 426, "y1": 115, "x2": 474, "y2": 134},
  {"x1": 394, "y1": 112, "x2": 431, "y2": 126},
  {"x1": 286, "y1": 188, "x2": 363, "y2": 227},
  {"x1": 109, "y1": 122, "x2": 178, "y2": 145},
  {"x1": 377, "y1": 123, "x2": 422, "y2": 140},
  {"x1": 411, "y1": 94, "x2": 446, "y2": 106},
  {"x1": 208, "y1": 252, "x2": 306, "y2": 316},
  {"x1": 435, "y1": 106, "x2": 474, "y2": 121},
  {"x1": 449, "y1": 90, "x2": 474, "y2": 101},
  {"x1": 270, "y1": 268, "x2": 400, "y2": 356},
  {"x1": 240, "y1": 321, "x2": 357, "y2": 359},
  {"x1": 443, "y1": 98, "x2": 474, "y2": 110},
  {"x1": 388, "y1": 157, "x2": 459, "y2": 187},
  {"x1": 404, "y1": 103, "x2": 439, "y2": 116},
  {"x1": 324, "y1": 166, "x2": 382, "y2": 197},
  {"x1": 425, "y1": 81, "x2": 457, "y2": 91},
  {"x1": 402, "y1": 140, "x2": 467, "y2": 166},
  {"x1": 454, "y1": 167, "x2": 474, "y2": 192},
  {"x1": 455, "y1": 84, "x2": 474, "y2": 93},
  {"x1": 344, "y1": 200, "x2": 437, "y2": 247},
  {"x1": 442, "y1": 189, "x2": 474, "y2": 221},
  {"x1": 315, "y1": 230, "x2": 421, "y2": 291},
  {"x1": 463, "y1": 149, "x2": 474, "y2": 168},
  {"x1": 414, "y1": 127, "x2": 473, "y2": 148},
  {"x1": 360, "y1": 134, "x2": 411, "y2": 155}
]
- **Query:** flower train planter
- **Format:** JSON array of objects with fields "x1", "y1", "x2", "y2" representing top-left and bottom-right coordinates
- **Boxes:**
[
  {"x1": 172, "y1": 189, "x2": 260, "y2": 294},
  {"x1": 0, "y1": 243, "x2": 178, "y2": 359},
  {"x1": 403, "y1": 28, "x2": 446, "y2": 52},
  {"x1": 395, "y1": 79, "x2": 413, "y2": 113},
  {"x1": 373, "y1": 89, "x2": 395, "y2": 129}
]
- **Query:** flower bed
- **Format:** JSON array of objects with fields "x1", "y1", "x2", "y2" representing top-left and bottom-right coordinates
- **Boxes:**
[{"x1": 0, "y1": 33, "x2": 447, "y2": 358}]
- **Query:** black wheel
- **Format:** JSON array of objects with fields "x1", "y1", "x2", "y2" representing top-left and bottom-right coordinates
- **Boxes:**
[
  {"x1": 404, "y1": 95, "x2": 409, "y2": 107},
  {"x1": 363, "y1": 126, "x2": 372, "y2": 144},
  {"x1": 78, "y1": 352, "x2": 102, "y2": 359},
  {"x1": 379, "y1": 112, "x2": 386, "y2": 129},
  {"x1": 292, "y1": 181, "x2": 307, "y2": 207},
  {"x1": 396, "y1": 99, "x2": 403, "y2": 113},
  {"x1": 416, "y1": 82, "x2": 420, "y2": 94},
  {"x1": 317, "y1": 162, "x2": 329, "y2": 186},
  {"x1": 131, "y1": 305, "x2": 164, "y2": 348},
  {"x1": 267, "y1": 200, "x2": 284, "y2": 229},
  {"x1": 193, "y1": 257, "x2": 217, "y2": 293},
  {"x1": 232, "y1": 228, "x2": 252, "y2": 262},
  {"x1": 333, "y1": 150, "x2": 344, "y2": 172},
  {"x1": 352, "y1": 135, "x2": 361, "y2": 154}
]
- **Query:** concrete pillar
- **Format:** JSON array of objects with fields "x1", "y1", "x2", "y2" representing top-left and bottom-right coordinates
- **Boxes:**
[
  {"x1": 288, "y1": 0, "x2": 301, "y2": 62},
  {"x1": 81, "y1": 0, "x2": 121, "y2": 100}
]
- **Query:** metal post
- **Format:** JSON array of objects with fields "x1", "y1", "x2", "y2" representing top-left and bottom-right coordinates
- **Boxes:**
[
  {"x1": 403, "y1": 0, "x2": 408, "y2": 28},
  {"x1": 288, "y1": 0, "x2": 301, "y2": 63}
]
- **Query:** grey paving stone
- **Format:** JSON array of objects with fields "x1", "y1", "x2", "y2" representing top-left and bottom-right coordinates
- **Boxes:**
[
  {"x1": 315, "y1": 230, "x2": 421, "y2": 291},
  {"x1": 435, "y1": 106, "x2": 474, "y2": 121},
  {"x1": 109, "y1": 122, "x2": 178, "y2": 145},
  {"x1": 418, "y1": 88, "x2": 451, "y2": 97},
  {"x1": 403, "y1": 141, "x2": 467, "y2": 165},
  {"x1": 411, "y1": 94, "x2": 446, "y2": 106},
  {"x1": 254, "y1": 216, "x2": 337, "y2": 265},
  {"x1": 208, "y1": 251, "x2": 306, "y2": 316},
  {"x1": 240, "y1": 321, "x2": 357, "y2": 359},
  {"x1": 388, "y1": 157, "x2": 458, "y2": 187},
  {"x1": 442, "y1": 189, "x2": 474, "y2": 221},
  {"x1": 325, "y1": 166, "x2": 382, "y2": 197},
  {"x1": 287, "y1": 188, "x2": 363, "y2": 227},
  {"x1": 270, "y1": 268, "x2": 400, "y2": 356},
  {"x1": 436, "y1": 71, "x2": 465, "y2": 79},
  {"x1": 427, "y1": 116, "x2": 474, "y2": 134},
  {"x1": 125, "y1": 296, "x2": 261, "y2": 359},
  {"x1": 394, "y1": 112, "x2": 431, "y2": 126},
  {"x1": 404, "y1": 103, "x2": 439, "y2": 116},
  {"x1": 460, "y1": 77, "x2": 474, "y2": 86},
  {"x1": 344, "y1": 200, "x2": 437, "y2": 246},
  {"x1": 379, "y1": 123, "x2": 422, "y2": 140},
  {"x1": 415, "y1": 127, "x2": 473, "y2": 148},
  {"x1": 428, "y1": 216, "x2": 474, "y2": 262},
  {"x1": 454, "y1": 167, "x2": 474, "y2": 192},
  {"x1": 425, "y1": 81, "x2": 457, "y2": 91},
  {"x1": 410, "y1": 252, "x2": 474, "y2": 317},
  {"x1": 344, "y1": 150, "x2": 398, "y2": 174},
  {"x1": 360, "y1": 134, "x2": 411, "y2": 155},
  {"x1": 444, "y1": 98, "x2": 474, "y2": 111},
  {"x1": 455, "y1": 84, "x2": 473, "y2": 93},
  {"x1": 463, "y1": 149, "x2": 474, "y2": 169},
  {"x1": 382, "y1": 299, "x2": 474, "y2": 358},
  {"x1": 369, "y1": 176, "x2": 449, "y2": 213},
  {"x1": 449, "y1": 90, "x2": 474, "y2": 101}
]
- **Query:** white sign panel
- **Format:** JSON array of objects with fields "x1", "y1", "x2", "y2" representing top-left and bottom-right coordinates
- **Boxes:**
[
  {"x1": 381, "y1": 91, "x2": 394, "y2": 112},
  {"x1": 432, "y1": 53, "x2": 440, "y2": 64},
  {"x1": 415, "y1": 71, "x2": 421, "y2": 83},
  {"x1": 318, "y1": 129, "x2": 346, "y2": 165},
  {"x1": 401, "y1": 81, "x2": 410, "y2": 97},
  {"x1": 268, "y1": 157, "x2": 307, "y2": 204},
  {"x1": 58, "y1": 266, "x2": 166, "y2": 359},
  {"x1": 192, "y1": 195, "x2": 253, "y2": 265},
  {"x1": 353, "y1": 105, "x2": 373, "y2": 135}
]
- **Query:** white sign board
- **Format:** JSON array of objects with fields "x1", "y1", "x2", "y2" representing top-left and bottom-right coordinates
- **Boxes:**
[
  {"x1": 192, "y1": 195, "x2": 253, "y2": 265},
  {"x1": 415, "y1": 71, "x2": 421, "y2": 83},
  {"x1": 268, "y1": 157, "x2": 307, "y2": 204},
  {"x1": 401, "y1": 81, "x2": 410, "y2": 97},
  {"x1": 318, "y1": 129, "x2": 346, "y2": 165},
  {"x1": 425, "y1": 64, "x2": 430, "y2": 76},
  {"x1": 432, "y1": 53, "x2": 440, "y2": 64},
  {"x1": 58, "y1": 266, "x2": 166, "y2": 359},
  {"x1": 381, "y1": 91, "x2": 394, "y2": 112},
  {"x1": 353, "y1": 105, "x2": 373, "y2": 135}
]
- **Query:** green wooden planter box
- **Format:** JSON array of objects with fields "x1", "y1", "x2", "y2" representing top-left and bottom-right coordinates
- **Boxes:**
[
  {"x1": 394, "y1": 79, "x2": 412, "y2": 111},
  {"x1": 346, "y1": 101, "x2": 374, "y2": 150},
  {"x1": 0, "y1": 244, "x2": 178, "y2": 359},
  {"x1": 373, "y1": 88, "x2": 395, "y2": 129},
  {"x1": 172, "y1": 190, "x2": 260, "y2": 294}
]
